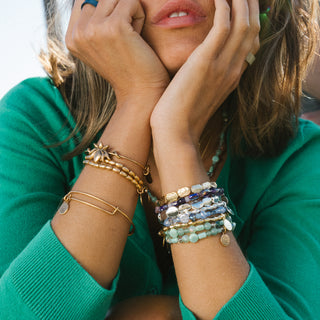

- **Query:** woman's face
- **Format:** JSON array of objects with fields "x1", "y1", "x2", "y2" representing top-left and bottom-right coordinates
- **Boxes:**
[{"x1": 140, "y1": 0, "x2": 216, "y2": 75}]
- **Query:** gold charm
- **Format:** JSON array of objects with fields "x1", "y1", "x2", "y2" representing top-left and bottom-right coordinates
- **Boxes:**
[
  {"x1": 220, "y1": 233, "x2": 231, "y2": 247},
  {"x1": 58, "y1": 201, "x2": 69, "y2": 215},
  {"x1": 85, "y1": 143, "x2": 112, "y2": 163}
]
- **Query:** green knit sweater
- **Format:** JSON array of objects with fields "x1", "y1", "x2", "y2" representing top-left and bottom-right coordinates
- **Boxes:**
[{"x1": 1, "y1": 78, "x2": 320, "y2": 320}]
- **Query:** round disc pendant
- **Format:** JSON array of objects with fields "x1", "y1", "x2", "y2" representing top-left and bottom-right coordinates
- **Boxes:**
[
  {"x1": 220, "y1": 233, "x2": 231, "y2": 247},
  {"x1": 58, "y1": 201, "x2": 69, "y2": 215}
]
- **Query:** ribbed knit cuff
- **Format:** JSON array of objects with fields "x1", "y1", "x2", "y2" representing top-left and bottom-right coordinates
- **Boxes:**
[
  {"x1": 6, "y1": 221, "x2": 119, "y2": 320},
  {"x1": 179, "y1": 262, "x2": 287, "y2": 320}
]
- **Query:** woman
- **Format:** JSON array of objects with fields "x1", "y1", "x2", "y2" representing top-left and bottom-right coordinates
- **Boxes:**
[{"x1": 1, "y1": 0, "x2": 319, "y2": 319}]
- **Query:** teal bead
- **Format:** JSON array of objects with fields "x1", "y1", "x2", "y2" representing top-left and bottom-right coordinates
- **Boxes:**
[
  {"x1": 169, "y1": 228, "x2": 178, "y2": 238},
  {"x1": 211, "y1": 228, "x2": 221, "y2": 235},
  {"x1": 204, "y1": 222, "x2": 212, "y2": 230},
  {"x1": 189, "y1": 233, "x2": 199, "y2": 243},
  {"x1": 198, "y1": 232, "x2": 207, "y2": 240},
  {"x1": 195, "y1": 224, "x2": 205, "y2": 232},
  {"x1": 212, "y1": 155, "x2": 220, "y2": 163},
  {"x1": 216, "y1": 220, "x2": 224, "y2": 227},
  {"x1": 182, "y1": 235, "x2": 189, "y2": 243},
  {"x1": 169, "y1": 237, "x2": 178, "y2": 244},
  {"x1": 189, "y1": 226, "x2": 196, "y2": 233},
  {"x1": 177, "y1": 228, "x2": 185, "y2": 236}
]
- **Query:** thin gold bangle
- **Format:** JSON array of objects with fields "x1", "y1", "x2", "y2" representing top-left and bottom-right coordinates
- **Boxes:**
[{"x1": 59, "y1": 190, "x2": 135, "y2": 236}]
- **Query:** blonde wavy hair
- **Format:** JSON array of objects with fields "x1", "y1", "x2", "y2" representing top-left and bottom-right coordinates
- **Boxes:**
[{"x1": 40, "y1": 0, "x2": 319, "y2": 159}]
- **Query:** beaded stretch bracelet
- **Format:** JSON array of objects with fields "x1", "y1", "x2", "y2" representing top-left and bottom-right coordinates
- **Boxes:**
[
  {"x1": 157, "y1": 181, "x2": 235, "y2": 246},
  {"x1": 162, "y1": 181, "x2": 217, "y2": 204},
  {"x1": 58, "y1": 190, "x2": 135, "y2": 236},
  {"x1": 160, "y1": 204, "x2": 228, "y2": 227},
  {"x1": 156, "y1": 186, "x2": 226, "y2": 212},
  {"x1": 159, "y1": 215, "x2": 235, "y2": 246}
]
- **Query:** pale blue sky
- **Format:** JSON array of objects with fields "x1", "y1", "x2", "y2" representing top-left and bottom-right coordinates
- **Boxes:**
[{"x1": 0, "y1": 0, "x2": 47, "y2": 98}]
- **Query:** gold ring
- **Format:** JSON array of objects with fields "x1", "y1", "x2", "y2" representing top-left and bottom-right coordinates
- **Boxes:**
[{"x1": 245, "y1": 52, "x2": 256, "y2": 66}]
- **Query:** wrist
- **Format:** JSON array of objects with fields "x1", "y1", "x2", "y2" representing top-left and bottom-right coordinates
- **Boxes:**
[
  {"x1": 115, "y1": 85, "x2": 168, "y2": 110},
  {"x1": 153, "y1": 138, "x2": 207, "y2": 194}
]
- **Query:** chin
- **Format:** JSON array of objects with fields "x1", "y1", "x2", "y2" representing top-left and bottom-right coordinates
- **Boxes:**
[
  {"x1": 161, "y1": 52, "x2": 190, "y2": 76},
  {"x1": 149, "y1": 35, "x2": 206, "y2": 76}
]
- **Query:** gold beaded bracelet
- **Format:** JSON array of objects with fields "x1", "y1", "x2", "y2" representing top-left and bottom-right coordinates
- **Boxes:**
[
  {"x1": 58, "y1": 190, "x2": 135, "y2": 235},
  {"x1": 83, "y1": 160, "x2": 146, "y2": 194}
]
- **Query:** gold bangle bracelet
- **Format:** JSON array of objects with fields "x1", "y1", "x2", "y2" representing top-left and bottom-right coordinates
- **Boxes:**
[{"x1": 58, "y1": 190, "x2": 135, "y2": 236}]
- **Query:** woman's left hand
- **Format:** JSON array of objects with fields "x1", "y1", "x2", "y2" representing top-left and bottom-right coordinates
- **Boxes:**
[{"x1": 150, "y1": 0, "x2": 260, "y2": 144}]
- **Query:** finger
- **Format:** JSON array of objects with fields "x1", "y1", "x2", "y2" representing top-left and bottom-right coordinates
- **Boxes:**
[
  {"x1": 220, "y1": 0, "x2": 250, "y2": 57},
  {"x1": 247, "y1": 0, "x2": 260, "y2": 53},
  {"x1": 66, "y1": 0, "x2": 85, "y2": 42},
  {"x1": 92, "y1": 0, "x2": 119, "y2": 19},
  {"x1": 66, "y1": 0, "x2": 97, "y2": 53},
  {"x1": 202, "y1": 0, "x2": 231, "y2": 56},
  {"x1": 238, "y1": 0, "x2": 260, "y2": 70},
  {"x1": 107, "y1": 0, "x2": 146, "y2": 34},
  {"x1": 222, "y1": 0, "x2": 260, "y2": 68}
]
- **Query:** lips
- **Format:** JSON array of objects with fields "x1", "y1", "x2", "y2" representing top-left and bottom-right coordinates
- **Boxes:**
[{"x1": 151, "y1": 0, "x2": 207, "y2": 27}]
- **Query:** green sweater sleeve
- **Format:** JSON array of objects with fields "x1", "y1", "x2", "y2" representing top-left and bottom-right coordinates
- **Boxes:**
[
  {"x1": 178, "y1": 120, "x2": 320, "y2": 319},
  {"x1": 0, "y1": 78, "x2": 119, "y2": 319}
]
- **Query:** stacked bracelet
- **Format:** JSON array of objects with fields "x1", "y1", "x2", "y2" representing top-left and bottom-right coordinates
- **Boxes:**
[
  {"x1": 58, "y1": 190, "x2": 135, "y2": 236},
  {"x1": 84, "y1": 143, "x2": 148, "y2": 194},
  {"x1": 157, "y1": 181, "x2": 235, "y2": 246}
]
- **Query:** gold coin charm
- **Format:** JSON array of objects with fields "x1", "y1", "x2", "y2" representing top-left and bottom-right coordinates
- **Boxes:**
[
  {"x1": 220, "y1": 233, "x2": 231, "y2": 247},
  {"x1": 58, "y1": 201, "x2": 69, "y2": 215}
]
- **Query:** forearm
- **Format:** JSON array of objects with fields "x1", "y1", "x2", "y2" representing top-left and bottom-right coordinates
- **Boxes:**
[
  {"x1": 152, "y1": 135, "x2": 249, "y2": 320},
  {"x1": 51, "y1": 94, "x2": 161, "y2": 288}
]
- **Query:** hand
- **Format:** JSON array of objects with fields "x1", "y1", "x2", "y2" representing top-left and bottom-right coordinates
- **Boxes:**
[
  {"x1": 150, "y1": 0, "x2": 260, "y2": 144},
  {"x1": 66, "y1": 0, "x2": 170, "y2": 105},
  {"x1": 105, "y1": 295, "x2": 182, "y2": 320}
]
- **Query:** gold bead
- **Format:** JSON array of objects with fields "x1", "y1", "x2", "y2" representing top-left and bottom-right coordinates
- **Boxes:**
[{"x1": 165, "y1": 192, "x2": 178, "y2": 203}]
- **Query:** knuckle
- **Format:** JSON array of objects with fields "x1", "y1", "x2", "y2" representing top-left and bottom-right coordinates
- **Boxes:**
[
  {"x1": 84, "y1": 24, "x2": 98, "y2": 42},
  {"x1": 72, "y1": 28, "x2": 85, "y2": 48},
  {"x1": 253, "y1": 37, "x2": 260, "y2": 53},
  {"x1": 66, "y1": 31, "x2": 81, "y2": 54},
  {"x1": 238, "y1": 20, "x2": 250, "y2": 34},
  {"x1": 105, "y1": 20, "x2": 123, "y2": 39},
  {"x1": 251, "y1": 23, "x2": 261, "y2": 35},
  {"x1": 217, "y1": 23, "x2": 231, "y2": 36},
  {"x1": 229, "y1": 69, "x2": 242, "y2": 86}
]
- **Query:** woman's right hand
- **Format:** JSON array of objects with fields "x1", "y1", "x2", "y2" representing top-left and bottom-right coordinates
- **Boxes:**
[{"x1": 66, "y1": 0, "x2": 170, "y2": 104}]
